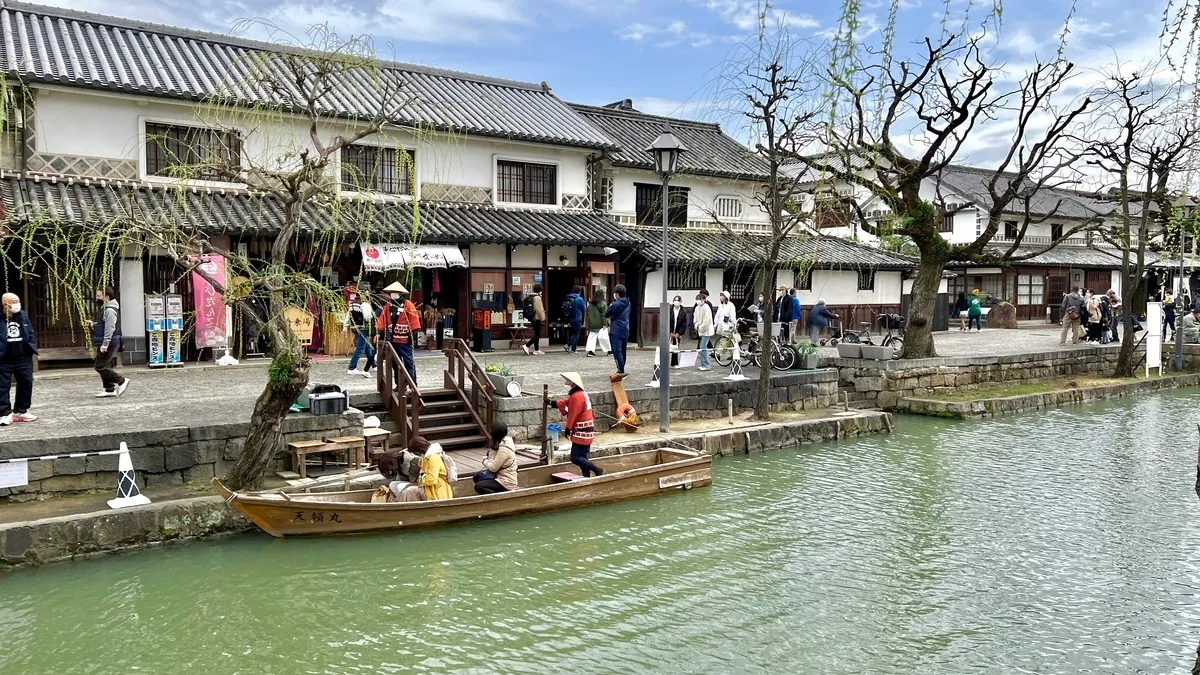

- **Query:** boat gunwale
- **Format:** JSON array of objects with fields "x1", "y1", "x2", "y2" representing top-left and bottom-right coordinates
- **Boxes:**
[{"x1": 216, "y1": 448, "x2": 710, "y2": 512}]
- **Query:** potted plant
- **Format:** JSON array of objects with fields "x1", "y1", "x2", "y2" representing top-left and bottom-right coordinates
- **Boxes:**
[
  {"x1": 860, "y1": 344, "x2": 893, "y2": 360},
  {"x1": 485, "y1": 363, "x2": 524, "y2": 397},
  {"x1": 837, "y1": 342, "x2": 862, "y2": 359},
  {"x1": 796, "y1": 341, "x2": 820, "y2": 369}
]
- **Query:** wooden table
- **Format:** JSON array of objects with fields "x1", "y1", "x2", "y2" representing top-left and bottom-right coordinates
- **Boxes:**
[
  {"x1": 508, "y1": 326, "x2": 532, "y2": 349},
  {"x1": 362, "y1": 428, "x2": 391, "y2": 466}
]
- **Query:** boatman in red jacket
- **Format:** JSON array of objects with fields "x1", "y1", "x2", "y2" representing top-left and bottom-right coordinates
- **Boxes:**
[
  {"x1": 548, "y1": 371, "x2": 603, "y2": 477},
  {"x1": 374, "y1": 281, "x2": 422, "y2": 387}
]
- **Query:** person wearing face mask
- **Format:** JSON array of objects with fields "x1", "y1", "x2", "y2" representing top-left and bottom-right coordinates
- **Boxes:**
[
  {"x1": 714, "y1": 290, "x2": 738, "y2": 338},
  {"x1": 374, "y1": 281, "x2": 422, "y2": 387},
  {"x1": 668, "y1": 295, "x2": 687, "y2": 367},
  {"x1": 774, "y1": 285, "x2": 794, "y2": 342},
  {"x1": 693, "y1": 292, "x2": 715, "y2": 371},
  {"x1": 0, "y1": 293, "x2": 37, "y2": 426},
  {"x1": 86, "y1": 287, "x2": 127, "y2": 398}
]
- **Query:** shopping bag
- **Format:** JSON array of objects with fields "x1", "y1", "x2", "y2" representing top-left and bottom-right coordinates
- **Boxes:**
[
  {"x1": 597, "y1": 327, "x2": 611, "y2": 353},
  {"x1": 585, "y1": 330, "x2": 599, "y2": 354}
]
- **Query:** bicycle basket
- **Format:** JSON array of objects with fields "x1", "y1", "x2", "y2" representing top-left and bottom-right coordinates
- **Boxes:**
[{"x1": 878, "y1": 314, "x2": 906, "y2": 330}]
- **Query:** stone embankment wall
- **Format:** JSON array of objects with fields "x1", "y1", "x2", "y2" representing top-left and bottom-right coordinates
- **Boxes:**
[
  {"x1": 836, "y1": 347, "x2": 1147, "y2": 410},
  {"x1": 493, "y1": 369, "x2": 840, "y2": 442},
  {"x1": 0, "y1": 411, "x2": 363, "y2": 502},
  {"x1": 899, "y1": 373, "x2": 1200, "y2": 419}
]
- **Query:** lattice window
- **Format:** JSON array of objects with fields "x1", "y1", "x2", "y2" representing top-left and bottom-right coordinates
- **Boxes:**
[
  {"x1": 857, "y1": 269, "x2": 875, "y2": 291},
  {"x1": 145, "y1": 122, "x2": 241, "y2": 180},
  {"x1": 341, "y1": 144, "x2": 414, "y2": 195},
  {"x1": 667, "y1": 266, "x2": 705, "y2": 289},
  {"x1": 635, "y1": 183, "x2": 689, "y2": 226},
  {"x1": 497, "y1": 160, "x2": 557, "y2": 205},
  {"x1": 1017, "y1": 273, "x2": 1045, "y2": 306},
  {"x1": 1004, "y1": 220, "x2": 1019, "y2": 239},
  {"x1": 940, "y1": 213, "x2": 954, "y2": 233},
  {"x1": 715, "y1": 195, "x2": 743, "y2": 219},
  {"x1": 1051, "y1": 223, "x2": 1064, "y2": 241}
]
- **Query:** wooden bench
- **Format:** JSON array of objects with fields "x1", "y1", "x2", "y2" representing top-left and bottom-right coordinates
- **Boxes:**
[
  {"x1": 362, "y1": 428, "x2": 391, "y2": 466},
  {"x1": 287, "y1": 436, "x2": 367, "y2": 478}
]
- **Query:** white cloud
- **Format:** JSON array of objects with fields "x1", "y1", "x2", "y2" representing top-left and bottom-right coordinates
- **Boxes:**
[
  {"x1": 634, "y1": 97, "x2": 710, "y2": 119},
  {"x1": 702, "y1": 0, "x2": 819, "y2": 32},
  {"x1": 617, "y1": 18, "x2": 739, "y2": 48},
  {"x1": 619, "y1": 22, "x2": 656, "y2": 41}
]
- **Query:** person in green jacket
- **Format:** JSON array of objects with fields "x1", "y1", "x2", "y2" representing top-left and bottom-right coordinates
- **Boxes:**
[
  {"x1": 585, "y1": 292, "x2": 608, "y2": 357},
  {"x1": 967, "y1": 288, "x2": 984, "y2": 332}
]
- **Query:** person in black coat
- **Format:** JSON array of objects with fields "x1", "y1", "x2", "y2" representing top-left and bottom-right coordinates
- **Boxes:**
[
  {"x1": 0, "y1": 293, "x2": 38, "y2": 425},
  {"x1": 773, "y1": 286, "x2": 794, "y2": 341}
]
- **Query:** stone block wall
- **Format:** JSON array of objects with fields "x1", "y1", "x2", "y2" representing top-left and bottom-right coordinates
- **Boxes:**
[
  {"x1": 492, "y1": 369, "x2": 840, "y2": 442},
  {"x1": 0, "y1": 411, "x2": 363, "y2": 502},
  {"x1": 834, "y1": 345, "x2": 1183, "y2": 410}
]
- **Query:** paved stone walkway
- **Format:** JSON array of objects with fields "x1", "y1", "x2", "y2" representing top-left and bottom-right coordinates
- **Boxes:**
[{"x1": 1, "y1": 325, "x2": 1120, "y2": 445}]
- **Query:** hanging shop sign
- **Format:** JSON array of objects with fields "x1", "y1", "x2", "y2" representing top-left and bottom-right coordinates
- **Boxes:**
[{"x1": 361, "y1": 243, "x2": 467, "y2": 271}]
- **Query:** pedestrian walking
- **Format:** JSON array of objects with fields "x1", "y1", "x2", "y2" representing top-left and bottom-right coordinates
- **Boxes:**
[
  {"x1": 1059, "y1": 288, "x2": 1085, "y2": 345},
  {"x1": 343, "y1": 283, "x2": 376, "y2": 378},
  {"x1": 714, "y1": 290, "x2": 738, "y2": 344},
  {"x1": 563, "y1": 285, "x2": 586, "y2": 355},
  {"x1": 604, "y1": 284, "x2": 631, "y2": 377},
  {"x1": 668, "y1": 295, "x2": 687, "y2": 367},
  {"x1": 954, "y1": 291, "x2": 970, "y2": 331},
  {"x1": 789, "y1": 289, "x2": 802, "y2": 345},
  {"x1": 694, "y1": 292, "x2": 715, "y2": 371},
  {"x1": 89, "y1": 287, "x2": 128, "y2": 398},
  {"x1": 1164, "y1": 291, "x2": 1176, "y2": 339},
  {"x1": 585, "y1": 292, "x2": 608, "y2": 357},
  {"x1": 1086, "y1": 290, "x2": 1103, "y2": 343},
  {"x1": 548, "y1": 371, "x2": 602, "y2": 477},
  {"x1": 806, "y1": 298, "x2": 838, "y2": 344},
  {"x1": 0, "y1": 293, "x2": 37, "y2": 425},
  {"x1": 965, "y1": 289, "x2": 983, "y2": 332},
  {"x1": 375, "y1": 281, "x2": 421, "y2": 388},
  {"x1": 521, "y1": 283, "x2": 546, "y2": 355}
]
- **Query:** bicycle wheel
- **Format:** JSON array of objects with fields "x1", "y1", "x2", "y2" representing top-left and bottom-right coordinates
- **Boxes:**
[
  {"x1": 740, "y1": 338, "x2": 757, "y2": 368},
  {"x1": 887, "y1": 336, "x2": 904, "y2": 359},
  {"x1": 713, "y1": 335, "x2": 734, "y2": 366},
  {"x1": 770, "y1": 343, "x2": 797, "y2": 371}
]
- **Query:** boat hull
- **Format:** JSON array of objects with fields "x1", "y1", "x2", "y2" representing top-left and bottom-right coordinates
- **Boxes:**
[{"x1": 213, "y1": 448, "x2": 711, "y2": 537}]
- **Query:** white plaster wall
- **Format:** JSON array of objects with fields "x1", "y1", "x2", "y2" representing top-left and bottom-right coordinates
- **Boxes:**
[
  {"x1": 548, "y1": 245, "x2": 577, "y2": 268},
  {"x1": 795, "y1": 270, "x2": 903, "y2": 306},
  {"x1": 470, "y1": 243, "x2": 506, "y2": 267},
  {"x1": 608, "y1": 168, "x2": 769, "y2": 224},
  {"x1": 706, "y1": 269, "x2": 724, "y2": 296},
  {"x1": 119, "y1": 258, "x2": 146, "y2": 338},
  {"x1": 34, "y1": 88, "x2": 590, "y2": 198},
  {"x1": 511, "y1": 245, "x2": 542, "y2": 268},
  {"x1": 643, "y1": 270, "x2": 703, "y2": 308}
]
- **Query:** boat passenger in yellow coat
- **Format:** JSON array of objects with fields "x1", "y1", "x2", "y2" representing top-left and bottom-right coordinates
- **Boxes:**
[{"x1": 412, "y1": 436, "x2": 455, "y2": 501}]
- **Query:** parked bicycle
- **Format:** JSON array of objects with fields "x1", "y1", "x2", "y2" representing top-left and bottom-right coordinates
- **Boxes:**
[
  {"x1": 713, "y1": 319, "x2": 797, "y2": 371},
  {"x1": 831, "y1": 313, "x2": 906, "y2": 359}
]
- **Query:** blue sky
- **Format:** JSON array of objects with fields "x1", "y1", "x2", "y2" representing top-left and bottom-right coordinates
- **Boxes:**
[{"x1": 52, "y1": 0, "x2": 1169, "y2": 127}]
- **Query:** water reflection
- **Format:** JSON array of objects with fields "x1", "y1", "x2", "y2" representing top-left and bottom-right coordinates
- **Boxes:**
[{"x1": 2, "y1": 392, "x2": 1200, "y2": 673}]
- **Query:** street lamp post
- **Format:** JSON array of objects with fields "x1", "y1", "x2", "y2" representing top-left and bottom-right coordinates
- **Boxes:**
[
  {"x1": 1176, "y1": 226, "x2": 1186, "y2": 371},
  {"x1": 647, "y1": 128, "x2": 688, "y2": 433}
]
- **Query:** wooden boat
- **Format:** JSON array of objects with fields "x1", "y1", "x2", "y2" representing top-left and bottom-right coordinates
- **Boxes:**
[{"x1": 212, "y1": 447, "x2": 711, "y2": 537}]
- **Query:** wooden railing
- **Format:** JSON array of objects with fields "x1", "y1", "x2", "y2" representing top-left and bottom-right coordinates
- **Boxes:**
[
  {"x1": 377, "y1": 340, "x2": 420, "y2": 449},
  {"x1": 443, "y1": 338, "x2": 493, "y2": 432}
]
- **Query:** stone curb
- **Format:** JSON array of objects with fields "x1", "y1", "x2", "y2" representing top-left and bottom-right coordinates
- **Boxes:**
[{"x1": 897, "y1": 373, "x2": 1200, "y2": 419}]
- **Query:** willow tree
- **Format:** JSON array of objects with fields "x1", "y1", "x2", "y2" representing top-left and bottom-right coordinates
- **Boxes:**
[
  {"x1": 1087, "y1": 67, "x2": 1197, "y2": 377},
  {"x1": 713, "y1": 21, "x2": 823, "y2": 420},
  {"x1": 817, "y1": 30, "x2": 1093, "y2": 358},
  {"x1": 7, "y1": 27, "x2": 415, "y2": 489}
]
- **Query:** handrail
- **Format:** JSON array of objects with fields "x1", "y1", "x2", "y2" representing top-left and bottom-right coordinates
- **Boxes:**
[
  {"x1": 377, "y1": 340, "x2": 420, "y2": 448},
  {"x1": 443, "y1": 338, "x2": 494, "y2": 428}
]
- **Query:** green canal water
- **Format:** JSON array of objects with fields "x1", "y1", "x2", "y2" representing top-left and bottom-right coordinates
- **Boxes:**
[{"x1": 3, "y1": 392, "x2": 1200, "y2": 674}]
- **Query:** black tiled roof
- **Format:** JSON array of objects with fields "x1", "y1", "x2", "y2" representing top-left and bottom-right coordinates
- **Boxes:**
[
  {"x1": 936, "y1": 165, "x2": 1100, "y2": 220},
  {"x1": 966, "y1": 244, "x2": 1124, "y2": 268},
  {"x1": 570, "y1": 103, "x2": 770, "y2": 180},
  {"x1": 1, "y1": 177, "x2": 637, "y2": 246},
  {"x1": 0, "y1": 2, "x2": 619, "y2": 150},
  {"x1": 629, "y1": 227, "x2": 916, "y2": 270}
]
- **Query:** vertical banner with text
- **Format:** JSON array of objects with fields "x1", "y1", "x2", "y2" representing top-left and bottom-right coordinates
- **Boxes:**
[{"x1": 191, "y1": 255, "x2": 228, "y2": 349}]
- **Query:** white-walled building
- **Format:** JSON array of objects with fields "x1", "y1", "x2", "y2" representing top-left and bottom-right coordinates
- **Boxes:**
[
  {"x1": 571, "y1": 101, "x2": 915, "y2": 343},
  {"x1": 0, "y1": 1, "x2": 643, "y2": 361}
]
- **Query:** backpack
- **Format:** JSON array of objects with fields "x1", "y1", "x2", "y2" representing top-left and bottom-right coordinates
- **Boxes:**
[
  {"x1": 522, "y1": 295, "x2": 536, "y2": 321},
  {"x1": 1066, "y1": 305, "x2": 1079, "y2": 319},
  {"x1": 561, "y1": 296, "x2": 575, "y2": 320}
]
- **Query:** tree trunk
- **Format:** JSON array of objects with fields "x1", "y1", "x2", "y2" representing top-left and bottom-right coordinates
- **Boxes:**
[
  {"x1": 1112, "y1": 314, "x2": 1138, "y2": 378},
  {"x1": 223, "y1": 315, "x2": 312, "y2": 490},
  {"x1": 903, "y1": 255, "x2": 947, "y2": 359}
]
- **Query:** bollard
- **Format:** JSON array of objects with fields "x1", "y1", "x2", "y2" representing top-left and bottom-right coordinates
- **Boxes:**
[
  {"x1": 107, "y1": 442, "x2": 151, "y2": 509},
  {"x1": 728, "y1": 398, "x2": 734, "y2": 425}
]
